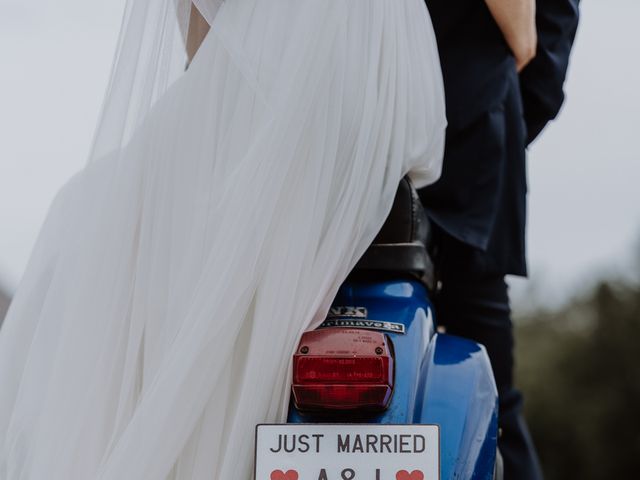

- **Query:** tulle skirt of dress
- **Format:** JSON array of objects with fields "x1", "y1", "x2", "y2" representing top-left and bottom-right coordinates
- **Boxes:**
[{"x1": 0, "y1": 1, "x2": 445, "y2": 478}]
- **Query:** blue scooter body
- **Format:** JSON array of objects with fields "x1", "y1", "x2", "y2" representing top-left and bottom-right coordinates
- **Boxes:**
[{"x1": 288, "y1": 278, "x2": 499, "y2": 480}]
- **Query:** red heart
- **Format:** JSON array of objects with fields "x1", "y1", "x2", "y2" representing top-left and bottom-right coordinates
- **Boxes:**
[
  {"x1": 270, "y1": 470, "x2": 299, "y2": 480},
  {"x1": 396, "y1": 470, "x2": 424, "y2": 480}
]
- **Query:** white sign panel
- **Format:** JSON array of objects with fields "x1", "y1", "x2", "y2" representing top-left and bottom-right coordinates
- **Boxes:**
[{"x1": 255, "y1": 424, "x2": 440, "y2": 480}]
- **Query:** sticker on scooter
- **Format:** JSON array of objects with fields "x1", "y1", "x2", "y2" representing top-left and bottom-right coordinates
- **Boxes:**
[
  {"x1": 395, "y1": 471, "x2": 424, "y2": 480},
  {"x1": 256, "y1": 425, "x2": 439, "y2": 480},
  {"x1": 270, "y1": 470, "x2": 298, "y2": 480},
  {"x1": 327, "y1": 306, "x2": 368, "y2": 318},
  {"x1": 269, "y1": 468, "x2": 425, "y2": 479},
  {"x1": 319, "y1": 318, "x2": 405, "y2": 334}
]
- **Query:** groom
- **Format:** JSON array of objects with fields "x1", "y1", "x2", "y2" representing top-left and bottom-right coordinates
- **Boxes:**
[{"x1": 419, "y1": 0, "x2": 579, "y2": 478}]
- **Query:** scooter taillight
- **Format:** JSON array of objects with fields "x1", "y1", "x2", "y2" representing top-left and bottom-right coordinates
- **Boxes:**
[{"x1": 292, "y1": 328, "x2": 394, "y2": 411}]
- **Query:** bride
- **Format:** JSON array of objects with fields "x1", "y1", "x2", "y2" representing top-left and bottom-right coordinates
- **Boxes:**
[{"x1": 0, "y1": 0, "x2": 445, "y2": 478}]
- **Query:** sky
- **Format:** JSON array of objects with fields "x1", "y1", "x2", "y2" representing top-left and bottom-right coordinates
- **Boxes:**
[{"x1": 1, "y1": 0, "x2": 639, "y2": 308}]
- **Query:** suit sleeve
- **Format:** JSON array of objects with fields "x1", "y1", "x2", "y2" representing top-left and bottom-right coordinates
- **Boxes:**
[{"x1": 519, "y1": 0, "x2": 580, "y2": 145}]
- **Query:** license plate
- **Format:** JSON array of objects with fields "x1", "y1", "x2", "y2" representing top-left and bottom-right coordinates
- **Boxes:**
[{"x1": 255, "y1": 424, "x2": 440, "y2": 480}]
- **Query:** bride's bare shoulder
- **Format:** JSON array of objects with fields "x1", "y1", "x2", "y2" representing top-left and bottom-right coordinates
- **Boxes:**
[{"x1": 187, "y1": 4, "x2": 210, "y2": 63}]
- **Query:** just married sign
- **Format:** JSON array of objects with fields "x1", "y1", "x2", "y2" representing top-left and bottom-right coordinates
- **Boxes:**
[{"x1": 255, "y1": 424, "x2": 440, "y2": 480}]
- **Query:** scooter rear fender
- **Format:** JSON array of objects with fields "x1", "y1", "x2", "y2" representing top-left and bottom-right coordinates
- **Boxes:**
[{"x1": 287, "y1": 278, "x2": 498, "y2": 480}]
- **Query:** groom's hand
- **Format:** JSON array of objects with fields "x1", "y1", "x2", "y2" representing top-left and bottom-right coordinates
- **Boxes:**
[{"x1": 485, "y1": 0, "x2": 537, "y2": 72}]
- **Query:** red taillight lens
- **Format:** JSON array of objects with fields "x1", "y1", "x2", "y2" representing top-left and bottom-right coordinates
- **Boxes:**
[
  {"x1": 295, "y1": 357, "x2": 388, "y2": 382},
  {"x1": 292, "y1": 328, "x2": 394, "y2": 411}
]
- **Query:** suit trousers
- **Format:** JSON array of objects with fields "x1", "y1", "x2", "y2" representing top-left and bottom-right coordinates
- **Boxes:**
[{"x1": 431, "y1": 226, "x2": 544, "y2": 480}]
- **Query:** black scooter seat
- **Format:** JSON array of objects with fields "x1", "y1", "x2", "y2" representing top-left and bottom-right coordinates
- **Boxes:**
[{"x1": 354, "y1": 177, "x2": 434, "y2": 287}]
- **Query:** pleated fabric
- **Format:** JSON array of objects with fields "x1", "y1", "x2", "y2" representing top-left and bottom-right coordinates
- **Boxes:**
[{"x1": 0, "y1": 1, "x2": 445, "y2": 478}]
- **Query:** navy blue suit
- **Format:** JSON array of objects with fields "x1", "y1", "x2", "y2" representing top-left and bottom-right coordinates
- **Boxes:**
[
  {"x1": 420, "y1": 0, "x2": 580, "y2": 275},
  {"x1": 419, "y1": 1, "x2": 579, "y2": 478}
]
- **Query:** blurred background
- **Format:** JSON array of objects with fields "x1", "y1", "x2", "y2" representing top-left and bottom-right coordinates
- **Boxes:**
[{"x1": 0, "y1": 0, "x2": 639, "y2": 477}]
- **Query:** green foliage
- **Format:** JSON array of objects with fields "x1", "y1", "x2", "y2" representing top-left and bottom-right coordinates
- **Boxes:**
[{"x1": 515, "y1": 281, "x2": 640, "y2": 479}]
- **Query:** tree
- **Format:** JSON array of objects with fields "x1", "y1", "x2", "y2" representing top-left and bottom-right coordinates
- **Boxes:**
[{"x1": 516, "y1": 281, "x2": 640, "y2": 479}]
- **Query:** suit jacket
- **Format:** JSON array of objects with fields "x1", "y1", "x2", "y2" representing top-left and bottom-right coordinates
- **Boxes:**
[{"x1": 419, "y1": 0, "x2": 580, "y2": 276}]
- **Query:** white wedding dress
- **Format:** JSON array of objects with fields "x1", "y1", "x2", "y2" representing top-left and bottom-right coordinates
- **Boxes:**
[{"x1": 0, "y1": 0, "x2": 445, "y2": 478}]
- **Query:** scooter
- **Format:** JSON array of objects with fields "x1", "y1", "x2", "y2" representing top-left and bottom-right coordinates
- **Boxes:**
[{"x1": 255, "y1": 179, "x2": 501, "y2": 480}]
